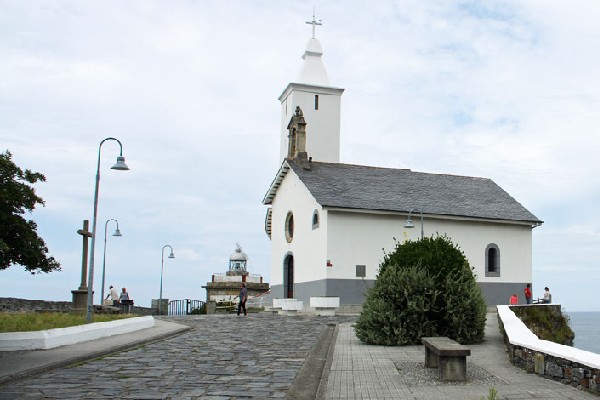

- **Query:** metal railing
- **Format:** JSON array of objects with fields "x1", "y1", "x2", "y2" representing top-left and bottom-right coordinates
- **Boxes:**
[{"x1": 168, "y1": 299, "x2": 205, "y2": 315}]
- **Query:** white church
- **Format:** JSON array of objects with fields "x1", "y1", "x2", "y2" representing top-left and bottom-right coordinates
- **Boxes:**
[{"x1": 263, "y1": 19, "x2": 543, "y2": 307}]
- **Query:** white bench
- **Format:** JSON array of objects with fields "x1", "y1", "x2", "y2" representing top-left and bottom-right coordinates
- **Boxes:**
[
  {"x1": 279, "y1": 299, "x2": 303, "y2": 315},
  {"x1": 269, "y1": 299, "x2": 300, "y2": 315},
  {"x1": 310, "y1": 297, "x2": 340, "y2": 316}
]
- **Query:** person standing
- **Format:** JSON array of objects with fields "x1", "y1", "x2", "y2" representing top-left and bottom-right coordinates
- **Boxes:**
[
  {"x1": 119, "y1": 287, "x2": 129, "y2": 302},
  {"x1": 105, "y1": 285, "x2": 119, "y2": 307},
  {"x1": 524, "y1": 284, "x2": 532, "y2": 305},
  {"x1": 119, "y1": 287, "x2": 132, "y2": 313},
  {"x1": 237, "y1": 283, "x2": 248, "y2": 316}
]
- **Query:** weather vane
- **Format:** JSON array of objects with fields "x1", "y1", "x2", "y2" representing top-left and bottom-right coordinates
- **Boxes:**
[{"x1": 306, "y1": 8, "x2": 322, "y2": 39}]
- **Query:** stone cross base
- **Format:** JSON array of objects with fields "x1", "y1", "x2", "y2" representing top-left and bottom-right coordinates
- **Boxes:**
[{"x1": 71, "y1": 289, "x2": 90, "y2": 312}]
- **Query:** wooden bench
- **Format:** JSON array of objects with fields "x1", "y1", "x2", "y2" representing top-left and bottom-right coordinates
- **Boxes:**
[{"x1": 421, "y1": 337, "x2": 471, "y2": 381}]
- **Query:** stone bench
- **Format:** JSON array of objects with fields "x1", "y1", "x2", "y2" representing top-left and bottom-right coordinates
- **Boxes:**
[
  {"x1": 269, "y1": 299, "x2": 298, "y2": 314},
  {"x1": 421, "y1": 337, "x2": 471, "y2": 381},
  {"x1": 309, "y1": 297, "x2": 340, "y2": 316},
  {"x1": 279, "y1": 300, "x2": 303, "y2": 315}
]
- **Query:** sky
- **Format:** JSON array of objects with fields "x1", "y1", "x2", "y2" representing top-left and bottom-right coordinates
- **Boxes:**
[{"x1": 1, "y1": 1, "x2": 599, "y2": 312}]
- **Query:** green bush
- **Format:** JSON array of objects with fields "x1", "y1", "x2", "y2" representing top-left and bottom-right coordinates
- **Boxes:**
[
  {"x1": 354, "y1": 235, "x2": 487, "y2": 345},
  {"x1": 355, "y1": 264, "x2": 439, "y2": 345}
]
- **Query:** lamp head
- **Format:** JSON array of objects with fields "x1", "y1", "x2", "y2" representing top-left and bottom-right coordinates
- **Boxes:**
[
  {"x1": 168, "y1": 251, "x2": 175, "y2": 259},
  {"x1": 404, "y1": 219, "x2": 415, "y2": 229},
  {"x1": 111, "y1": 156, "x2": 129, "y2": 171},
  {"x1": 112, "y1": 228, "x2": 122, "y2": 237}
]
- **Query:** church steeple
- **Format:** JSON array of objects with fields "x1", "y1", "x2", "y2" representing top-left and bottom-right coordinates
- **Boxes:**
[
  {"x1": 297, "y1": 14, "x2": 329, "y2": 85},
  {"x1": 278, "y1": 13, "x2": 344, "y2": 164}
]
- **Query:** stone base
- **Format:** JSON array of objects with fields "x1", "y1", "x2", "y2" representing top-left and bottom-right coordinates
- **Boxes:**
[
  {"x1": 151, "y1": 299, "x2": 169, "y2": 315},
  {"x1": 71, "y1": 289, "x2": 89, "y2": 311}
]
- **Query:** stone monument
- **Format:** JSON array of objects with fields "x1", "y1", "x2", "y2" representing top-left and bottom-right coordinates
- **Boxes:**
[{"x1": 71, "y1": 220, "x2": 93, "y2": 311}]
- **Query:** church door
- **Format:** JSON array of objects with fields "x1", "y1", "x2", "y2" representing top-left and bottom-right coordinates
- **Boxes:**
[{"x1": 283, "y1": 255, "x2": 294, "y2": 298}]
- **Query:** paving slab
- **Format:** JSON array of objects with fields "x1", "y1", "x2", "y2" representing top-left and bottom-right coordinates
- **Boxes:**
[{"x1": 321, "y1": 313, "x2": 598, "y2": 399}]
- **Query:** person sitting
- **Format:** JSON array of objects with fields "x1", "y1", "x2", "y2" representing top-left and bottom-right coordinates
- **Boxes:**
[
  {"x1": 509, "y1": 293, "x2": 518, "y2": 305},
  {"x1": 543, "y1": 287, "x2": 551, "y2": 303}
]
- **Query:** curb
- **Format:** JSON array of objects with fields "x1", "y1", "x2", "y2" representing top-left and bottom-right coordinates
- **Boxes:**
[{"x1": 286, "y1": 322, "x2": 338, "y2": 400}]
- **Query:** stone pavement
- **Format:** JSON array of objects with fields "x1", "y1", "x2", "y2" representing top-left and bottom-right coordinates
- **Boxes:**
[
  {"x1": 0, "y1": 312, "x2": 597, "y2": 399},
  {"x1": 0, "y1": 314, "x2": 353, "y2": 399},
  {"x1": 323, "y1": 314, "x2": 597, "y2": 399}
]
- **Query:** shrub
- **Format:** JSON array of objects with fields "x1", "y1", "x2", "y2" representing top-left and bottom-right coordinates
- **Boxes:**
[
  {"x1": 354, "y1": 235, "x2": 487, "y2": 345},
  {"x1": 355, "y1": 264, "x2": 439, "y2": 345}
]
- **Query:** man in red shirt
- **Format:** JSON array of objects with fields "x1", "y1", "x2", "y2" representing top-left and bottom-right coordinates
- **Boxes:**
[{"x1": 524, "y1": 284, "x2": 532, "y2": 304}]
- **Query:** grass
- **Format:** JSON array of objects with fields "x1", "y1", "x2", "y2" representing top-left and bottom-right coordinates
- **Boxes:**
[
  {"x1": 511, "y1": 306, "x2": 575, "y2": 345},
  {"x1": 0, "y1": 312, "x2": 134, "y2": 333},
  {"x1": 481, "y1": 387, "x2": 498, "y2": 400}
]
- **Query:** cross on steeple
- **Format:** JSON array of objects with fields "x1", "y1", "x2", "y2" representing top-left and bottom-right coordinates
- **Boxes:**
[{"x1": 306, "y1": 10, "x2": 322, "y2": 39}]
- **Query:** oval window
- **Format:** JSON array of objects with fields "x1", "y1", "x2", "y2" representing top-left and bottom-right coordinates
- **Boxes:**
[{"x1": 285, "y1": 211, "x2": 294, "y2": 243}]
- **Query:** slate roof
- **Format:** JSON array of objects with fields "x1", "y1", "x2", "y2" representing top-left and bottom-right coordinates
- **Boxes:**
[{"x1": 264, "y1": 160, "x2": 542, "y2": 225}]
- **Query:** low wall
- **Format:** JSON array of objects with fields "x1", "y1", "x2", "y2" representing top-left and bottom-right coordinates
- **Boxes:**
[
  {"x1": 0, "y1": 297, "x2": 155, "y2": 316},
  {"x1": 0, "y1": 297, "x2": 72, "y2": 312},
  {"x1": 0, "y1": 316, "x2": 155, "y2": 351},
  {"x1": 498, "y1": 305, "x2": 600, "y2": 395}
]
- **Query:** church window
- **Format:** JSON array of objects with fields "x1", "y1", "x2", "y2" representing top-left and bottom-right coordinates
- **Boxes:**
[
  {"x1": 312, "y1": 210, "x2": 319, "y2": 229},
  {"x1": 315, "y1": 95, "x2": 319, "y2": 110},
  {"x1": 485, "y1": 243, "x2": 500, "y2": 277},
  {"x1": 285, "y1": 211, "x2": 294, "y2": 243},
  {"x1": 356, "y1": 265, "x2": 366, "y2": 278}
]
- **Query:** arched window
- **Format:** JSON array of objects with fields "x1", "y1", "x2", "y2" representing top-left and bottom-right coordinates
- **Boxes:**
[
  {"x1": 285, "y1": 211, "x2": 294, "y2": 243},
  {"x1": 312, "y1": 210, "x2": 319, "y2": 229},
  {"x1": 485, "y1": 243, "x2": 500, "y2": 277}
]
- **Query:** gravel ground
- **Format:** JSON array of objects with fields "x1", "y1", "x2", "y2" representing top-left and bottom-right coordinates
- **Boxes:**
[{"x1": 395, "y1": 361, "x2": 506, "y2": 386}]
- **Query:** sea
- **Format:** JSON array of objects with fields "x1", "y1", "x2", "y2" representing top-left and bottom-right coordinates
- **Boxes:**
[{"x1": 567, "y1": 311, "x2": 600, "y2": 354}]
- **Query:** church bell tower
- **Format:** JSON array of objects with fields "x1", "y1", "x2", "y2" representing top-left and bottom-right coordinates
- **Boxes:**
[{"x1": 278, "y1": 14, "x2": 344, "y2": 163}]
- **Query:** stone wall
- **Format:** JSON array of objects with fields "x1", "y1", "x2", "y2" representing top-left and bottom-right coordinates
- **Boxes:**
[
  {"x1": 0, "y1": 297, "x2": 73, "y2": 312},
  {"x1": 499, "y1": 313, "x2": 600, "y2": 395},
  {"x1": 0, "y1": 297, "x2": 155, "y2": 316}
]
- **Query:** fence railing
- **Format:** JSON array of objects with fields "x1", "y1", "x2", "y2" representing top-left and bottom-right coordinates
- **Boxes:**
[{"x1": 168, "y1": 299, "x2": 205, "y2": 316}]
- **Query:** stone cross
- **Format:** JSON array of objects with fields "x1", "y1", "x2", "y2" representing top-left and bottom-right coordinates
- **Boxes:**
[
  {"x1": 306, "y1": 11, "x2": 322, "y2": 39},
  {"x1": 77, "y1": 220, "x2": 93, "y2": 290}
]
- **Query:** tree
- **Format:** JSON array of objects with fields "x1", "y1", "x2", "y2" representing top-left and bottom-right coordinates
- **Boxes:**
[
  {"x1": 354, "y1": 235, "x2": 486, "y2": 345},
  {"x1": 0, "y1": 151, "x2": 61, "y2": 273}
]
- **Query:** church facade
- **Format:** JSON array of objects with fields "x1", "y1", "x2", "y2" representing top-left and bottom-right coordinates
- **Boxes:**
[{"x1": 263, "y1": 22, "x2": 542, "y2": 307}]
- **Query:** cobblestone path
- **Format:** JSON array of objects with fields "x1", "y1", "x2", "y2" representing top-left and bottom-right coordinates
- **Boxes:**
[{"x1": 0, "y1": 314, "x2": 356, "y2": 400}]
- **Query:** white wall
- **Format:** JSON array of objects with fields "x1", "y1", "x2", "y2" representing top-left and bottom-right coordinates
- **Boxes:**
[
  {"x1": 269, "y1": 169, "x2": 328, "y2": 287},
  {"x1": 326, "y1": 210, "x2": 533, "y2": 284},
  {"x1": 279, "y1": 84, "x2": 343, "y2": 163}
]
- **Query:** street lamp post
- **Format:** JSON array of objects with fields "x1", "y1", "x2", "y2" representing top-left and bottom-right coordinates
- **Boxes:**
[
  {"x1": 404, "y1": 208, "x2": 424, "y2": 239},
  {"x1": 159, "y1": 245, "x2": 175, "y2": 315},
  {"x1": 86, "y1": 138, "x2": 129, "y2": 323},
  {"x1": 99, "y1": 219, "x2": 122, "y2": 305}
]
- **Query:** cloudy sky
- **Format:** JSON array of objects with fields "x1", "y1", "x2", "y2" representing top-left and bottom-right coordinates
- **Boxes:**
[{"x1": 1, "y1": 1, "x2": 599, "y2": 312}]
